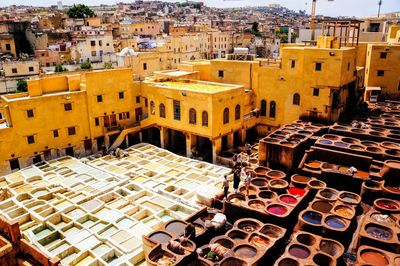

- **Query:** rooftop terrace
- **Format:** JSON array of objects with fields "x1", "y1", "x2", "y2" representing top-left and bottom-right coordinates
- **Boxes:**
[{"x1": 146, "y1": 80, "x2": 241, "y2": 94}]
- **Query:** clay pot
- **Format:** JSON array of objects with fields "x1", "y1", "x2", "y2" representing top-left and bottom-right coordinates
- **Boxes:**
[
  {"x1": 307, "y1": 179, "x2": 326, "y2": 191},
  {"x1": 317, "y1": 188, "x2": 339, "y2": 201},
  {"x1": 323, "y1": 134, "x2": 340, "y2": 140},
  {"x1": 269, "y1": 179, "x2": 289, "y2": 194},
  {"x1": 266, "y1": 170, "x2": 286, "y2": 179},
  {"x1": 338, "y1": 191, "x2": 361, "y2": 205}
]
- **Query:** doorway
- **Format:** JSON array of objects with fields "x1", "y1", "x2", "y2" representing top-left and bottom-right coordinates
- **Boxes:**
[
  {"x1": 33, "y1": 155, "x2": 42, "y2": 164},
  {"x1": 65, "y1": 147, "x2": 74, "y2": 157}
]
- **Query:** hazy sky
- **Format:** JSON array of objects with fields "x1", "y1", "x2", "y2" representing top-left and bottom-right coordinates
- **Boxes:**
[{"x1": 1, "y1": 0, "x2": 399, "y2": 17}]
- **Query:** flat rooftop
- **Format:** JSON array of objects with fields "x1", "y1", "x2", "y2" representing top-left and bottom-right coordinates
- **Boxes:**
[{"x1": 146, "y1": 80, "x2": 241, "y2": 93}]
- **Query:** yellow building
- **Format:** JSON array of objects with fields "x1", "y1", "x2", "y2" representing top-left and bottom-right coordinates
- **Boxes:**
[
  {"x1": 3, "y1": 60, "x2": 40, "y2": 78},
  {"x1": 0, "y1": 69, "x2": 141, "y2": 174},
  {"x1": 364, "y1": 43, "x2": 400, "y2": 98}
]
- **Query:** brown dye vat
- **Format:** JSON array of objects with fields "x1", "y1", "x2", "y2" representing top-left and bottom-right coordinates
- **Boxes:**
[
  {"x1": 313, "y1": 253, "x2": 334, "y2": 266},
  {"x1": 266, "y1": 170, "x2": 286, "y2": 179},
  {"x1": 381, "y1": 141, "x2": 400, "y2": 150},
  {"x1": 220, "y1": 257, "x2": 247, "y2": 266},
  {"x1": 149, "y1": 231, "x2": 172, "y2": 244},
  {"x1": 360, "y1": 249, "x2": 389, "y2": 266},
  {"x1": 370, "y1": 131, "x2": 384, "y2": 136},
  {"x1": 291, "y1": 174, "x2": 310, "y2": 188},
  {"x1": 385, "y1": 149, "x2": 400, "y2": 157},
  {"x1": 390, "y1": 129, "x2": 400, "y2": 135},
  {"x1": 351, "y1": 128, "x2": 367, "y2": 134},
  {"x1": 296, "y1": 233, "x2": 317, "y2": 246},
  {"x1": 227, "y1": 230, "x2": 248, "y2": 240},
  {"x1": 362, "y1": 140, "x2": 379, "y2": 147},
  {"x1": 342, "y1": 137, "x2": 358, "y2": 144},
  {"x1": 239, "y1": 186, "x2": 257, "y2": 196},
  {"x1": 165, "y1": 220, "x2": 187, "y2": 235},
  {"x1": 338, "y1": 166, "x2": 349, "y2": 174},
  {"x1": 349, "y1": 144, "x2": 365, "y2": 151},
  {"x1": 251, "y1": 178, "x2": 268, "y2": 187},
  {"x1": 258, "y1": 191, "x2": 276, "y2": 200},
  {"x1": 214, "y1": 238, "x2": 234, "y2": 249},
  {"x1": 366, "y1": 146, "x2": 383, "y2": 153},
  {"x1": 260, "y1": 224, "x2": 284, "y2": 238},
  {"x1": 288, "y1": 244, "x2": 310, "y2": 259},
  {"x1": 321, "y1": 162, "x2": 336, "y2": 171},
  {"x1": 298, "y1": 130, "x2": 312, "y2": 135},
  {"x1": 323, "y1": 134, "x2": 340, "y2": 140},
  {"x1": 234, "y1": 245, "x2": 257, "y2": 258},
  {"x1": 307, "y1": 180, "x2": 326, "y2": 190},
  {"x1": 319, "y1": 239, "x2": 342, "y2": 257},
  {"x1": 311, "y1": 201, "x2": 333, "y2": 213}
]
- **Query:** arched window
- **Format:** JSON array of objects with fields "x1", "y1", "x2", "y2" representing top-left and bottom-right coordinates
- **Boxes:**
[
  {"x1": 202, "y1": 111, "x2": 208, "y2": 126},
  {"x1": 159, "y1": 103, "x2": 165, "y2": 118},
  {"x1": 293, "y1": 93, "x2": 300, "y2": 105},
  {"x1": 223, "y1": 108, "x2": 229, "y2": 124},
  {"x1": 150, "y1": 101, "x2": 155, "y2": 115},
  {"x1": 189, "y1": 108, "x2": 196, "y2": 124},
  {"x1": 235, "y1": 104, "x2": 240, "y2": 120},
  {"x1": 270, "y1": 101, "x2": 276, "y2": 118},
  {"x1": 261, "y1": 100, "x2": 267, "y2": 116}
]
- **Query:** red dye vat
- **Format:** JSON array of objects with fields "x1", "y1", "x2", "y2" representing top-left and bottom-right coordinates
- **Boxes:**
[
  {"x1": 267, "y1": 205, "x2": 287, "y2": 215},
  {"x1": 288, "y1": 187, "x2": 306, "y2": 197},
  {"x1": 377, "y1": 200, "x2": 399, "y2": 210},
  {"x1": 280, "y1": 196, "x2": 297, "y2": 205}
]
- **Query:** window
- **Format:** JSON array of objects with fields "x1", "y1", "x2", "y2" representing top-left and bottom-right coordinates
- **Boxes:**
[
  {"x1": 68, "y1": 127, "x2": 76, "y2": 136},
  {"x1": 91, "y1": 40, "x2": 95, "y2": 46},
  {"x1": 173, "y1": 100, "x2": 181, "y2": 120},
  {"x1": 377, "y1": 70, "x2": 384, "y2": 77},
  {"x1": 347, "y1": 63, "x2": 350, "y2": 70},
  {"x1": 27, "y1": 135, "x2": 35, "y2": 144},
  {"x1": 315, "y1": 62, "x2": 322, "y2": 71},
  {"x1": 5, "y1": 43, "x2": 11, "y2": 51},
  {"x1": 143, "y1": 63, "x2": 147, "y2": 70},
  {"x1": 29, "y1": 66, "x2": 34, "y2": 72},
  {"x1": 91, "y1": 51, "x2": 96, "y2": 56},
  {"x1": 9, "y1": 158, "x2": 20, "y2": 171},
  {"x1": 145, "y1": 98, "x2": 148, "y2": 107},
  {"x1": 159, "y1": 103, "x2": 166, "y2": 118},
  {"x1": 53, "y1": 129, "x2": 59, "y2": 138},
  {"x1": 12, "y1": 68, "x2": 17, "y2": 74},
  {"x1": 189, "y1": 108, "x2": 196, "y2": 124},
  {"x1": 380, "y1": 52, "x2": 387, "y2": 59},
  {"x1": 150, "y1": 101, "x2": 155, "y2": 115},
  {"x1": 269, "y1": 101, "x2": 276, "y2": 118},
  {"x1": 97, "y1": 95, "x2": 103, "y2": 102},
  {"x1": 119, "y1": 91, "x2": 124, "y2": 99},
  {"x1": 64, "y1": 103, "x2": 72, "y2": 111},
  {"x1": 261, "y1": 100, "x2": 267, "y2": 116},
  {"x1": 223, "y1": 108, "x2": 229, "y2": 124},
  {"x1": 398, "y1": 81, "x2": 400, "y2": 92},
  {"x1": 218, "y1": 70, "x2": 224, "y2": 78},
  {"x1": 313, "y1": 88, "x2": 320, "y2": 96},
  {"x1": 27, "y1": 109, "x2": 34, "y2": 118},
  {"x1": 119, "y1": 113, "x2": 123, "y2": 120},
  {"x1": 235, "y1": 104, "x2": 240, "y2": 120},
  {"x1": 95, "y1": 117, "x2": 99, "y2": 126},
  {"x1": 99, "y1": 40, "x2": 102, "y2": 46},
  {"x1": 136, "y1": 96, "x2": 140, "y2": 103},
  {"x1": 202, "y1": 111, "x2": 208, "y2": 126},
  {"x1": 291, "y1": 60, "x2": 295, "y2": 68},
  {"x1": 293, "y1": 93, "x2": 300, "y2": 105}
]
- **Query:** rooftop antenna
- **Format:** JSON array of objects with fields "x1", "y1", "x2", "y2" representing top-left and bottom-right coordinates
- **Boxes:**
[{"x1": 377, "y1": 0, "x2": 382, "y2": 18}]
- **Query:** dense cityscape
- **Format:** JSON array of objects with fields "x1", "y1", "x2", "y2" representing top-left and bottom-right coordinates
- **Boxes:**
[{"x1": 0, "y1": 1, "x2": 399, "y2": 265}]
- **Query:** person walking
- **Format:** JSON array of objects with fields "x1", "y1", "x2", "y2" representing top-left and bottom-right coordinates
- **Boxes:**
[
  {"x1": 222, "y1": 175, "x2": 229, "y2": 200},
  {"x1": 233, "y1": 165, "x2": 241, "y2": 193},
  {"x1": 245, "y1": 170, "x2": 252, "y2": 197},
  {"x1": 245, "y1": 142, "x2": 252, "y2": 155}
]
